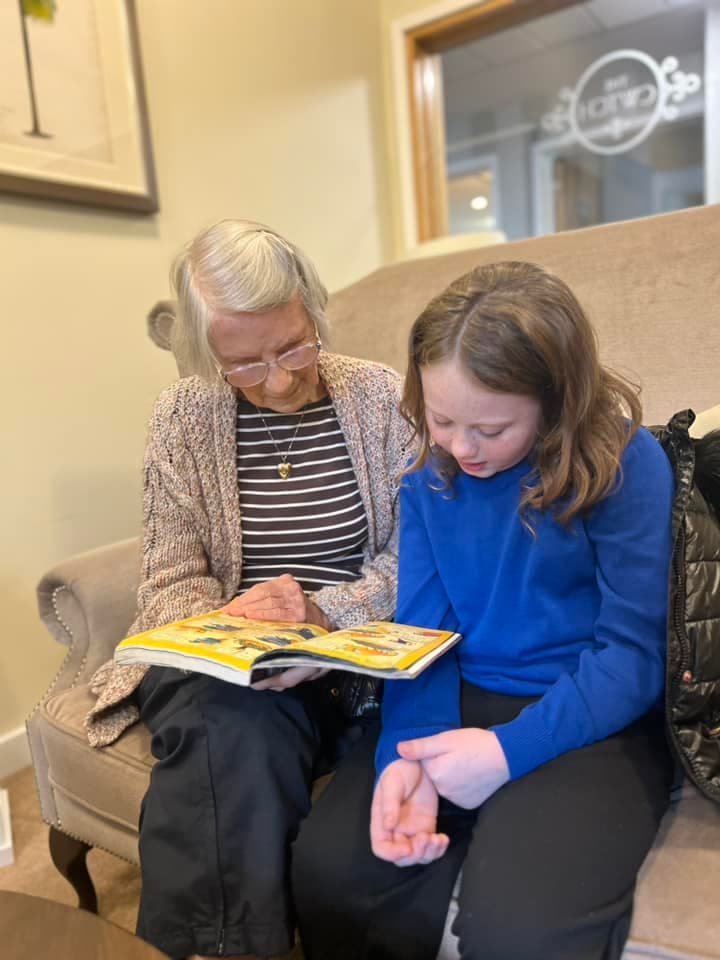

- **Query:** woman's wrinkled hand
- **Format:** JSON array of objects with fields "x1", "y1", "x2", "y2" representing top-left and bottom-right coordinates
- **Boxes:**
[
  {"x1": 221, "y1": 574, "x2": 333, "y2": 692},
  {"x1": 221, "y1": 574, "x2": 332, "y2": 629},
  {"x1": 250, "y1": 665, "x2": 329, "y2": 692}
]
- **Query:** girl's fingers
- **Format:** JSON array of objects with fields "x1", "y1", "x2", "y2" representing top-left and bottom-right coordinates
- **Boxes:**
[
  {"x1": 423, "y1": 833, "x2": 449, "y2": 863},
  {"x1": 370, "y1": 785, "x2": 393, "y2": 851},
  {"x1": 377, "y1": 778, "x2": 403, "y2": 833},
  {"x1": 409, "y1": 831, "x2": 431, "y2": 862},
  {"x1": 371, "y1": 832, "x2": 412, "y2": 862},
  {"x1": 396, "y1": 832, "x2": 449, "y2": 866}
]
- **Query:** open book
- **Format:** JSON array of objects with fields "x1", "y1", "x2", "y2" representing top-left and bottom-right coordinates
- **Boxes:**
[{"x1": 114, "y1": 611, "x2": 461, "y2": 686}]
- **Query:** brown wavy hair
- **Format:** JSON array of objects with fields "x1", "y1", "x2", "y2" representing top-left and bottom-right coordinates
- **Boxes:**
[{"x1": 402, "y1": 261, "x2": 642, "y2": 525}]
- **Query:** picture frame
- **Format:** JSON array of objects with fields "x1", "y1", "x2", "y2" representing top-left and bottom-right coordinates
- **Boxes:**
[{"x1": 0, "y1": 0, "x2": 158, "y2": 214}]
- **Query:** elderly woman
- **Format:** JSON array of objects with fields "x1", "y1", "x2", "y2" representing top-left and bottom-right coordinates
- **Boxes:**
[{"x1": 85, "y1": 220, "x2": 410, "y2": 960}]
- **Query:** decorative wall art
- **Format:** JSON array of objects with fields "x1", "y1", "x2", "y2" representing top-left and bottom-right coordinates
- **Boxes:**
[{"x1": 0, "y1": 0, "x2": 158, "y2": 212}]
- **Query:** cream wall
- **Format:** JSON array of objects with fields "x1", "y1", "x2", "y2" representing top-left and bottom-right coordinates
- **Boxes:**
[{"x1": 1, "y1": 0, "x2": 390, "y2": 738}]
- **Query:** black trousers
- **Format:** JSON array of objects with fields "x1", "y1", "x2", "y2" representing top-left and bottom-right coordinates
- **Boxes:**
[
  {"x1": 292, "y1": 683, "x2": 674, "y2": 960},
  {"x1": 134, "y1": 667, "x2": 353, "y2": 960}
]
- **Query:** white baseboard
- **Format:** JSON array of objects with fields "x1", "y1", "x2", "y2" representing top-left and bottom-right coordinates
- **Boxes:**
[
  {"x1": 0, "y1": 788, "x2": 13, "y2": 866},
  {"x1": 0, "y1": 726, "x2": 31, "y2": 781}
]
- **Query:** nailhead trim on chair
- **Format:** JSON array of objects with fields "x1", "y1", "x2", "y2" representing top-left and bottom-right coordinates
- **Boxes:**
[
  {"x1": 29, "y1": 583, "x2": 87, "y2": 708},
  {"x1": 51, "y1": 585, "x2": 75, "y2": 641},
  {"x1": 27, "y1": 583, "x2": 91, "y2": 825},
  {"x1": 27, "y1": 586, "x2": 88, "y2": 725},
  {"x1": 51, "y1": 815, "x2": 136, "y2": 863},
  {"x1": 28, "y1": 587, "x2": 84, "y2": 723}
]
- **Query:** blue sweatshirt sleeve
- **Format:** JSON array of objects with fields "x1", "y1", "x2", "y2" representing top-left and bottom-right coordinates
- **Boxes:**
[
  {"x1": 375, "y1": 471, "x2": 461, "y2": 776},
  {"x1": 491, "y1": 429, "x2": 674, "y2": 779}
]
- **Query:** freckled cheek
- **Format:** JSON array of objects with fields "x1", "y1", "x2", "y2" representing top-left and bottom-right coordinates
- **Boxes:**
[
  {"x1": 495, "y1": 434, "x2": 532, "y2": 466},
  {"x1": 476, "y1": 437, "x2": 513, "y2": 464},
  {"x1": 490, "y1": 437, "x2": 510, "y2": 457}
]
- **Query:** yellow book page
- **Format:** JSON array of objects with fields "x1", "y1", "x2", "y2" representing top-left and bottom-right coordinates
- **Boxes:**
[
  {"x1": 116, "y1": 614, "x2": 329, "y2": 672},
  {"x1": 277, "y1": 621, "x2": 457, "y2": 671}
]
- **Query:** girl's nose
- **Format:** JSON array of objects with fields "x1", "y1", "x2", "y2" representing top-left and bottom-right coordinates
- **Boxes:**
[{"x1": 451, "y1": 430, "x2": 478, "y2": 461}]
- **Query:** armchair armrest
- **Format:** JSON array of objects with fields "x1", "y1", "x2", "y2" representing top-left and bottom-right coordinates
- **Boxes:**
[
  {"x1": 28, "y1": 537, "x2": 140, "y2": 829},
  {"x1": 36, "y1": 537, "x2": 140, "y2": 689}
]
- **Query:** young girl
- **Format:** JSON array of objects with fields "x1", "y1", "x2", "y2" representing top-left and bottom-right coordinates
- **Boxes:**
[{"x1": 292, "y1": 261, "x2": 675, "y2": 960}]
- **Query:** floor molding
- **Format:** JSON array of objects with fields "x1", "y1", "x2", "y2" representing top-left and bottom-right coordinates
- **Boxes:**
[
  {"x1": 0, "y1": 726, "x2": 31, "y2": 781},
  {"x1": 0, "y1": 788, "x2": 13, "y2": 866}
]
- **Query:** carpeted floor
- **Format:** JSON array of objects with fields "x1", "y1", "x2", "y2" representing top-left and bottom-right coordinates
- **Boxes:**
[{"x1": 0, "y1": 765, "x2": 141, "y2": 932}]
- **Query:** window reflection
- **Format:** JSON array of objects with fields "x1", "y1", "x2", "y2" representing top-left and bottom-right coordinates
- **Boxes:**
[{"x1": 441, "y1": 0, "x2": 713, "y2": 239}]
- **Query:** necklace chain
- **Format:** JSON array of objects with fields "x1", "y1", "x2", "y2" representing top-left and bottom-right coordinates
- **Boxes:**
[{"x1": 254, "y1": 405, "x2": 306, "y2": 479}]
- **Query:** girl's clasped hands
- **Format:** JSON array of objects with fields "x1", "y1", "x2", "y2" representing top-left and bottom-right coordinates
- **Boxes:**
[{"x1": 371, "y1": 728, "x2": 510, "y2": 865}]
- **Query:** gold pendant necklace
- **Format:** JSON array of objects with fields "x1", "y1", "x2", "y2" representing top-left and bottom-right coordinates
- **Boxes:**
[{"x1": 254, "y1": 406, "x2": 306, "y2": 479}]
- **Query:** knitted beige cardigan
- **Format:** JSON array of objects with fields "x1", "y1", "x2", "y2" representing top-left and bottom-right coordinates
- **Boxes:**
[{"x1": 85, "y1": 352, "x2": 411, "y2": 747}]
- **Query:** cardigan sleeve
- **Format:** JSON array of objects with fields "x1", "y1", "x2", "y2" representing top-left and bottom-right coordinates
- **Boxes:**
[
  {"x1": 128, "y1": 393, "x2": 225, "y2": 635},
  {"x1": 85, "y1": 388, "x2": 226, "y2": 741}
]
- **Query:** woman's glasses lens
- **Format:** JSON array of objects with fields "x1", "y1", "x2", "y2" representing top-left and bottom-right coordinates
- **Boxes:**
[
  {"x1": 225, "y1": 340, "x2": 320, "y2": 387},
  {"x1": 231, "y1": 365, "x2": 268, "y2": 387},
  {"x1": 280, "y1": 342, "x2": 319, "y2": 370}
]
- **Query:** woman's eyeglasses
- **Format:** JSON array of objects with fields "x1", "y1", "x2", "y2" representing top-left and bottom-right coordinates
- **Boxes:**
[{"x1": 218, "y1": 336, "x2": 322, "y2": 388}]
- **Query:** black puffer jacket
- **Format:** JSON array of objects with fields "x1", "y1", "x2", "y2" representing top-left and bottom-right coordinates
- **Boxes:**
[{"x1": 652, "y1": 411, "x2": 720, "y2": 803}]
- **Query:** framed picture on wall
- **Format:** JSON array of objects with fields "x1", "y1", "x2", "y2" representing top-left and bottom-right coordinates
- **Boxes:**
[{"x1": 0, "y1": 0, "x2": 158, "y2": 214}]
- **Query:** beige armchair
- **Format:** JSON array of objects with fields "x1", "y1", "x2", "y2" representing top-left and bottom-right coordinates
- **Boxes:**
[{"x1": 28, "y1": 205, "x2": 720, "y2": 959}]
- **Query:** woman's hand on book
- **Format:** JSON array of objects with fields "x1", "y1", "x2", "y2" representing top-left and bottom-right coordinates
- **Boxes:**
[
  {"x1": 370, "y1": 759, "x2": 449, "y2": 866},
  {"x1": 397, "y1": 728, "x2": 510, "y2": 809},
  {"x1": 221, "y1": 574, "x2": 332, "y2": 630}
]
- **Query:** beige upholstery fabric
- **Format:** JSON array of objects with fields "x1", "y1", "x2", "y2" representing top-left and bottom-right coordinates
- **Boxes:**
[
  {"x1": 400, "y1": 230, "x2": 506, "y2": 260},
  {"x1": 691, "y1": 404, "x2": 720, "y2": 438},
  {"x1": 29, "y1": 205, "x2": 720, "y2": 959},
  {"x1": 628, "y1": 786, "x2": 720, "y2": 959},
  {"x1": 41, "y1": 684, "x2": 151, "y2": 862}
]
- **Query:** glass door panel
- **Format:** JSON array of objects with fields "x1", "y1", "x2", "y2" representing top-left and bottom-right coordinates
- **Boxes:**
[{"x1": 440, "y1": 0, "x2": 715, "y2": 239}]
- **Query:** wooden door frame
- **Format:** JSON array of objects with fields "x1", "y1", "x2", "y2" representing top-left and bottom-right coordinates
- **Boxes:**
[{"x1": 397, "y1": 0, "x2": 586, "y2": 245}]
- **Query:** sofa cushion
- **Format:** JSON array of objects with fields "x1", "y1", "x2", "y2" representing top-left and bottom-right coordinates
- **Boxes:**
[
  {"x1": 625, "y1": 784, "x2": 720, "y2": 959},
  {"x1": 690, "y1": 404, "x2": 720, "y2": 439}
]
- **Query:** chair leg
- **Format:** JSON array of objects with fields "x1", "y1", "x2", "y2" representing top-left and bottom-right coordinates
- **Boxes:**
[{"x1": 48, "y1": 825, "x2": 98, "y2": 913}]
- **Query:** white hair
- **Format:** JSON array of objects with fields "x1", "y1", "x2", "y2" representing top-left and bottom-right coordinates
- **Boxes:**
[{"x1": 170, "y1": 219, "x2": 330, "y2": 379}]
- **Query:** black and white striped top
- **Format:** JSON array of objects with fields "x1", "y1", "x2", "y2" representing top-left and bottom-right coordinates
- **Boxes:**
[{"x1": 235, "y1": 395, "x2": 369, "y2": 594}]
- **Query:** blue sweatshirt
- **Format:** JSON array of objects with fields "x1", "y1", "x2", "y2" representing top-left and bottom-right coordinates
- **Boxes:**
[{"x1": 376, "y1": 427, "x2": 674, "y2": 780}]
